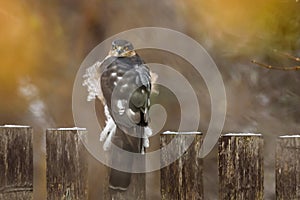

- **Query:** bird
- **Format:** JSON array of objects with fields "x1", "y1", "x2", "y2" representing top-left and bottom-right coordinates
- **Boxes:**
[{"x1": 83, "y1": 39, "x2": 154, "y2": 191}]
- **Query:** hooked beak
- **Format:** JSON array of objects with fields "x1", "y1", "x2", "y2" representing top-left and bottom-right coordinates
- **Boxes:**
[{"x1": 117, "y1": 47, "x2": 123, "y2": 54}]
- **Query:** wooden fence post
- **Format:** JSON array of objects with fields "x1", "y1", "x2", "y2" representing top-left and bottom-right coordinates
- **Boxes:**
[
  {"x1": 160, "y1": 132, "x2": 203, "y2": 200},
  {"x1": 46, "y1": 128, "x2": 88, "y2": 200},
  {"x1": 0, "y1": 125, "x2": 33, "y2": 200},
  {"x1": 276, "y1": 135, "x2": 300, "y2": 200},
  {"x1": 218, "y1": 133, "x2": 264, "y2": 200}
]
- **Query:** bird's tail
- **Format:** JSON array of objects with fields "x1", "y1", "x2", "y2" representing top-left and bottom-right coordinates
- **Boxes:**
[
  {"x1": 109, "y1": 126, "x2": 143, "y2": 191},
  {"x1": 109, "y1": 171, "x2": 131, "y2": 191}
]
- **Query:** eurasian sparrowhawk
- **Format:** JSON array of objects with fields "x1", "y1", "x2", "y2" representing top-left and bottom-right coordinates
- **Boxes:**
[{"x1": 83, "y1": 39, "x2": 153, "y2": 191}]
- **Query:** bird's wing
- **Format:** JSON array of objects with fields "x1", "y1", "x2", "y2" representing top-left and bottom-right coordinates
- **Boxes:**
[
  {"x1": 127, "y1": 64, "x2": 151, "y2": 126},
  {"x1": 100, "y1": 57, "x2": 151, "y2": 152},
  {"x1": 103, "y1": 64, "x2": 151, "y2": 127}
]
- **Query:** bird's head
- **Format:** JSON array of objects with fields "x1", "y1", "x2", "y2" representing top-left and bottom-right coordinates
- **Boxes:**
[{"x1": 109, "y1": 39, "x2": 136, "y2": 57}]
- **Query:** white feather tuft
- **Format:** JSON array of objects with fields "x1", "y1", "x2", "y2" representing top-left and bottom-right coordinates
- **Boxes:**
[
  {"x1": 100, "y1": 105, "x2": 117, "y2": 150},
  {"x1": 99, "y1": 117, "x2": 116, "y2": 142},
  {"x1": 143, "y1": 127, "x2": 152, "y2": 148},
  {"x1": 103, "y1": 125, "x2": 116, "y2": 151},
  {"x1": 141, "y1": 147, "x2": 145, "y2": 155},
  {"x1": 144, "y1": 127, "x2": 153, "y2": 137},
  {"x1": 143, "y1": 138, "x2": 149, "y2": 148},
  {"x1": 104, "y1": 104, "x2": 112, "y2": 120}
]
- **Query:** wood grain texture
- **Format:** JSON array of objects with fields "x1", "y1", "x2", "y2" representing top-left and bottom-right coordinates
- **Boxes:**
[
  {"x1": 276, "y1": 136, "x2": 300, "y2": 200},
  {"x1": 0, "y1": 126, "x2": 33, "y2": 200},
  {"x1": 103, "y1": 167, "x2": 145, "y2": 200},
  {"x1": 160, "y1": 132, "x2": 203, "y2": 200},
  {"x1": 46, "y1": 128, "x2": 88, "y2": 200},
  {"x1": 218, "y1": 134, "x2": 264, "y2": 200}
]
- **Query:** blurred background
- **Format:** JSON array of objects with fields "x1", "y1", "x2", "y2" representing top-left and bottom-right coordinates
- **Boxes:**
[{"x1": 1, "y1": 0, "x2": 300, "y2": 199}]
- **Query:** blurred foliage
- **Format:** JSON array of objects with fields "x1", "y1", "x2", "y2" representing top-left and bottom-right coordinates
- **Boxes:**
[
  {"x1": 182, "y1": 0, "x2": 300, "y2": 126},
  {"x1": 182, "y1": 0, "x2": 300, "y2": 57},
  {"x1": 2, "y1": 0, "x2": 299, "y2": 125}
]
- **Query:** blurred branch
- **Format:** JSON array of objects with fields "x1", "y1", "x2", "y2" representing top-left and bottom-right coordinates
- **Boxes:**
[{"x1": 251, "y1": 50, "x2": 300, "y2": 71}]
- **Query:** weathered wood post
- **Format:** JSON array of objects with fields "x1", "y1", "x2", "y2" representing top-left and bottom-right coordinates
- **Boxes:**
[
  {"x1": 46, "y1": 128, "x2": 88, "y2": 200},
  {"x1": 276, "y1": 135, "x2": 300, "y2": 200},
  {"x1": 0, "y1": 125, "x2": 33, "y2": 200},
  {"x1": 160, "y1": 132, "x2": 203, "y2": 200},
  {"x1": 218, "y1": 133, "x2": 264, "y2": 200}
]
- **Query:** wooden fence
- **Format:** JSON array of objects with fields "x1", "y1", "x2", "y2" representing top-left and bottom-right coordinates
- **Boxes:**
[{"x1": 0, "y1": 125, "x2": 299, "y2": 200}]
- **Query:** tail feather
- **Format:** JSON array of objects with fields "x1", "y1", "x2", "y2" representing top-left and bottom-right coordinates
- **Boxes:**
[
  {"x1": 109, "y1": 168, "x2": 131, "y2": 191},
  {"x1": 109, "y1": 127, "x2": 134, "y2": 191}
]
